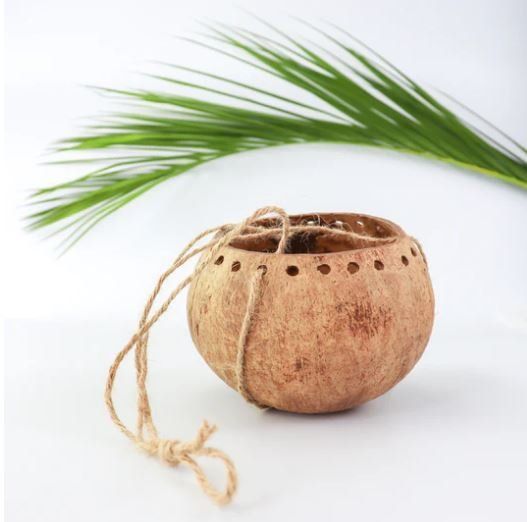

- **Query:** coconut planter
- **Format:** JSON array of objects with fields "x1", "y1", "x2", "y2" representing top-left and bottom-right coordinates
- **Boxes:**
[
  {"x1": 105, "y1": 208, "x2": 436, "y2": 504},
  {"x1": 187, "y1": 212, "x2": 434, "y2": 414}
]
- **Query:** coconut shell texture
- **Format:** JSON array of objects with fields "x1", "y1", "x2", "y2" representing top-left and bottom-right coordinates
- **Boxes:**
[{"x1": 187, "y1": 213, "x2": 434, "y2": 414}]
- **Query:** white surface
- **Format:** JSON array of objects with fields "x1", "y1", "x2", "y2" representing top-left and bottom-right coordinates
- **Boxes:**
[{"x1": 3, "y1": 0, "x2": 527, "y2": 521}]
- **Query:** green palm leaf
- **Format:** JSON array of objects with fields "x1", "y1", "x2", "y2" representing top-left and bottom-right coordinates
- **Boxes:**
[{"x1": 28, "y1": 22, "x2": 527, "y2": 250}]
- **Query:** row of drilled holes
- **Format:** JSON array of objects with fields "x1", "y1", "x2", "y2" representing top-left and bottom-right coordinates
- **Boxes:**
[{"x1": 215, "y1": 247, "x2": 418, "y2": 276}]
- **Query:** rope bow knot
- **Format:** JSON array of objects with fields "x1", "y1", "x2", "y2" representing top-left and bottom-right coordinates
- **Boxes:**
[
  {"x1": 141, "y1": 420, "x2": 217, "y2": 466},
  {"x1": 133, "y1": 422, "x2": 237, "y2": 504}
]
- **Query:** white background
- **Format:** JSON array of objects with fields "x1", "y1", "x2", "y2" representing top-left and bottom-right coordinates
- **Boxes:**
[{"x1": 3, "y1": 0, "x2": 527, "y2": 521}]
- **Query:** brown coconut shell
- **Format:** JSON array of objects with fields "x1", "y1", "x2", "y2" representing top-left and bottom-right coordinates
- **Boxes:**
[{"x1": 187, "y1": 213, "x2": 434, "y2": 414}]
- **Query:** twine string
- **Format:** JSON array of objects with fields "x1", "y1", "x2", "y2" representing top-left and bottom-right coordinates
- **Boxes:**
[
  {"x1": 234, "y1": 265, "x2": 267, "y2": 407},
  {"x1": 104, "y1": 206, "x2": 392, "y2": 504}
]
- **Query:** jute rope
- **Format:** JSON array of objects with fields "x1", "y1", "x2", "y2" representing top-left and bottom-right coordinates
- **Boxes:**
[
  {"x1": 234, "y1": 265, "x2": 268, "y2": 408},
  {"x1": 104, "y1": 206, "x2": 394, "y2": 505}
]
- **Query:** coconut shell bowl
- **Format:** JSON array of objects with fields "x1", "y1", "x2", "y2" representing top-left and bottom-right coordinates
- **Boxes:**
[{"x1": 187, "y1": 212, "x2": 434, "y2": 414}]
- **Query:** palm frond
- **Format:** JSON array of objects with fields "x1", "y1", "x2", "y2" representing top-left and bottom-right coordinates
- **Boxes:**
[{"x1": 28, "y1": 22, "x2": 527, "y2": 250}]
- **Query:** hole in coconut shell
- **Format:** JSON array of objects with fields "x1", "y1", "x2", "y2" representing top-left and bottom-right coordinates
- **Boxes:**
[
  {"x1": 231, "y1": 261, "x2": 241, "y2": 272},
  {"x1": 347, "y1": 262, "x2": 360, "y2": 274},
  {"x1": 317, "y1": 264, "x2": 331, "y2": 275},
  {"x1": 411, "y1": 247, "x2": 418, "y2": 257},
  {"x1": 257, "y1": 264, "x2": 268, "y2": 274},
  {"x1": 401, "y1": 255, "x2": 409, "y2": 266},
  {"x1": 374, "y1": 260, "x2": 384, "y2": 270},
  {"x1": 215, "y1": 256, "x2": 224, "y2": 265},
  {"x1": 286, "y1": 266, "x2": 299, "y2": 276}
]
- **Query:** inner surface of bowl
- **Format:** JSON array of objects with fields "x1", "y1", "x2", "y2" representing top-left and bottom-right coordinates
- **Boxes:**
[{"x1": 229, "y1": 213, "x2": 403, "y2": 254}]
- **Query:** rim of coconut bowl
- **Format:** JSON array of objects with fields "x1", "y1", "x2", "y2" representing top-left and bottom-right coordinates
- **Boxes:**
[{"x1": 222, "y1": 212, "x2": 410, "y2": 259}]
